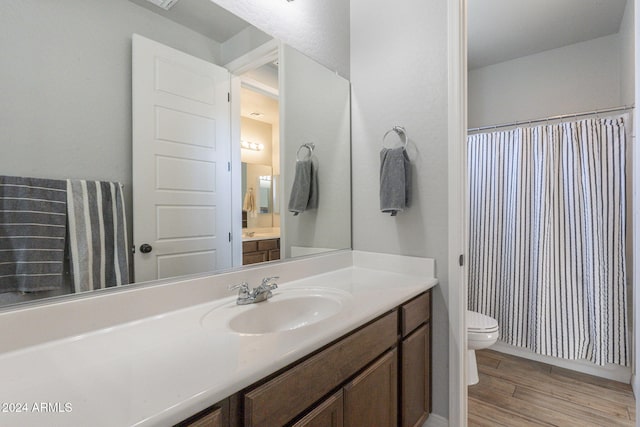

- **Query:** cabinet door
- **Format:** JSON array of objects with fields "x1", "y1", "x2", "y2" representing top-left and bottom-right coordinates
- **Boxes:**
[
  {"x1": 292, "y1": 390, "x2": 344, "y2": 427},
  {"x1": 268, "y1": 248, "x2": 280, "y2": 261},
  {"x1": 401, "y1": 324, "x2": 430, "y2": 427},
  {"x1": 176, "y1": 405, "x2": 224, "y2": 427},
  {"x1": 343, "y1": 348, "x2": 398, "y2": 427}
]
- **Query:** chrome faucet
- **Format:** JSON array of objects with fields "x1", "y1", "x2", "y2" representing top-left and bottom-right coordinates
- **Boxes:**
[{"x1": 229, "y1": 276, "x2": 279, "y2": 305}]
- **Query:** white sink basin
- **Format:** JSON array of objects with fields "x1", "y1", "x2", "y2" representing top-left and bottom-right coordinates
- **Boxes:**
[
  {"x1": 229, "y1": 295, "x2": 342, "y2": 334},
  {"x1": 201, "y1": 289, "x2": 349, "y2": 335}
]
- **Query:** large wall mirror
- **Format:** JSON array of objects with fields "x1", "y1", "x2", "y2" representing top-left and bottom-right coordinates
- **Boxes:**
[{"x1": 0, "y1": 0, "x2": 351, "y2": 308}]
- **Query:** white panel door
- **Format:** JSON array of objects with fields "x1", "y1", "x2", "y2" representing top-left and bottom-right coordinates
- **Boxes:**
[{"x1": 132, "y1": 34, "x2": 232, "y2": 282}]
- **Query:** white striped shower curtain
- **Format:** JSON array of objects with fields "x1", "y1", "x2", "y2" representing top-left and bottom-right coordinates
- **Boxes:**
[{"x1": 468, "y1": 117, "x2": 628, "y2": 366}]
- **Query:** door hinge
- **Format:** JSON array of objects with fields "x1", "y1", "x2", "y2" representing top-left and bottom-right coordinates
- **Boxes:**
[
  {"x1": 227, "y1": 92, "x2": 230, "y2": 102},
  {"x1": 458, "y1": 254, "x2": 464, "y2": 266},
  {"x1": 229, "y1": 232, "x2": 232, "y2": 242},
  {"x1": 227, "y1": 162, "x2": 231, "y2": 172}
]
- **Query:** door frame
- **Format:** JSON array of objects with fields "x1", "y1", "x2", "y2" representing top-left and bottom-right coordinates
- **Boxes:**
[
  {"x1": 225, "y1": 40, "x2": 280, "y2": 267},
  {"x1": 633, "y1": 0, "x2": 640, "y2": 412},
  {"x1": 448, "y1": 0, "x2": 468, "y2": 425}
]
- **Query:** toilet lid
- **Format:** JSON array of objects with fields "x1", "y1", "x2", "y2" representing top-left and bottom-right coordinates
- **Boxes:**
[{"x1": 467, "y1": 310, "x2": 499, "y2": 332}]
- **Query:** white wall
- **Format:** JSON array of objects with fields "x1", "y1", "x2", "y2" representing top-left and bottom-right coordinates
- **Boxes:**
[
  {"x1": 350, "y1": 0, "x2": 450, "y2": 418},
  {"x1": 281, "y1": 45, "x2": 351, "y2": 257},
  {"x1": 212, "y1": 0, "x2": 350, "y2": 78},
  {"x1": 468, "y1": 34, "x2": 622, "y2": 128},
  {"x1": 620, "y1": 0, "x2": 635, "y2": 107},
  {"x1": 619, "y1": 2, "x2": 636, "y2": 389},
  {"x1": 632, "y1": 0, "x2": 640, "y2": 399}
]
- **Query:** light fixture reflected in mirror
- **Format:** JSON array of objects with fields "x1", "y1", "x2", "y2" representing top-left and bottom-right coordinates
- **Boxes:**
[{"x1": 241, "y1": 140, "x2": 265, "y2": 151}]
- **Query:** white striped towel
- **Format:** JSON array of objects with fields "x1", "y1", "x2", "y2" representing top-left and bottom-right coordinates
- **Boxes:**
[{"x1": 67, "y1": 180, "x2": 129, "y2": 293}]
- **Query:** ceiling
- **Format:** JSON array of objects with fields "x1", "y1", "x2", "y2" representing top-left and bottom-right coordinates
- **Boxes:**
[
  {"x1": 129, "y1": 0, "x2": 250, "y2": 42},
  {"x1": 468, "y1": 0, "x2": 628, "y2": 70},
  {"x1": 241, "y1": 88, "x2": 279, "y2": 126}
]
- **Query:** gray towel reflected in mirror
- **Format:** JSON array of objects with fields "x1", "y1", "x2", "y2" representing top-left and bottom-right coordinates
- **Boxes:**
[{"x1": 288, "y1": 159, "x2": 318, "y2": 215}]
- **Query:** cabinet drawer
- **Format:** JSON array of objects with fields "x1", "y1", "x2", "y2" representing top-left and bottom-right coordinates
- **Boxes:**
[
  {"x1": 244, "y1": 310, "x2": 398, "y2": 427},
  {"x1": 243, "y1": 252, "x2": 267, "y2": 265},
  {"x1": 401, "y1": 291, "x2": 430, "y2": 337},
  {"x1": 257, "y1": 239, "x2": 279, "y2": 251},
  {"x1": 243, "y1": 241, "x2": 258, "y2": 253}
]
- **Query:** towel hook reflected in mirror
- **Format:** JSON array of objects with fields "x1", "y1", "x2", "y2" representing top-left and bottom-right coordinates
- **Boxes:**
[
  {"x1": 382, "y1": 125, "x2": 408, "y2": 149},
  {"x1": 296, "y1": 142, "x2": 315, "y2": 161}
]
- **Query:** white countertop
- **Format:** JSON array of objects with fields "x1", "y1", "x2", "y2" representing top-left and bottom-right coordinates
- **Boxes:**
[
  {"x1": 241, "y1": 228, "x2": 280, "y2": 242},
  {"x1": 241, "y1": 233, "x2": 280, "y2": 242},
  {"x1": 0, "y1": 252, "x2": 437, "y2": 426}
]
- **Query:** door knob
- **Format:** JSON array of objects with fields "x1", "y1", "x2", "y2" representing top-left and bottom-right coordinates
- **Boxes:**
[{"x1": 139, "y1": 244, "x2": 153, "y2": 254}]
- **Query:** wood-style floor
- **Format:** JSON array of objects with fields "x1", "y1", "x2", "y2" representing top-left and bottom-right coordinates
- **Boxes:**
[{"x1": 468, "y1": 349, "x2": 636, "y2": 426}]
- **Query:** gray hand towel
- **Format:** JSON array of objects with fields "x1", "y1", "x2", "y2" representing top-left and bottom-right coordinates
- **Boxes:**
[
  {"x1": 307, "y1": 161, "x2": 318, "y2": 210},
  {"x1": 380, "y1": 147, "x2": 411, "y2": 216},
  {"x1": 0, "y1": 175, "x2": 67, "y2": 293},
  {"x1": 288, "y1": 159, "x2": 318, "y2": 215}
]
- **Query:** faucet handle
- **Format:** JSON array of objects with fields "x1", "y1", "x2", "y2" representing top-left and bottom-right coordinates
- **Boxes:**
[
  {"x1": 229, "y1": 282, "x2": 250, "y2": 295},
  {"x1": 260, "y1": 276, "x2": 280, "y2": 286}
]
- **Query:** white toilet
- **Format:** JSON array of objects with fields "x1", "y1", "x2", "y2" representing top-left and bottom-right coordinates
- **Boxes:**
[{"x1": 467, "y1": 310, "x2": 499, "y2": 385}]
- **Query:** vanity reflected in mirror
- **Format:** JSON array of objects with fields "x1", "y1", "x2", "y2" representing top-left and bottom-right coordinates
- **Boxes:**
[
  {"x1": 0, "y1": 0, "x2": 351, "y2": 308},
  {"x1": 241, "y1": 162, "x2": 281, "y2": 265}
]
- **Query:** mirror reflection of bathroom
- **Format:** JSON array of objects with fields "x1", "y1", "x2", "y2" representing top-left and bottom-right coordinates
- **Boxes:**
[{"x1": 239, "y1": 63, "x2": 281, "y2": 265}]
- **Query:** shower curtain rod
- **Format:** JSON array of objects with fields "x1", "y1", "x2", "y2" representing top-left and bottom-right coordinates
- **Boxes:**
[{"x1": 467, "y1": 104, "x2": 635, "y2": 133}]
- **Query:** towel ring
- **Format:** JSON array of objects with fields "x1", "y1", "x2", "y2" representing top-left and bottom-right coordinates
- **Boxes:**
[
  {"x1": 382, "y1": 126, "x2": 408, "y2": 149},
  {"x1": 296, "y1": 143, "x2": 315, "y2": 161}
]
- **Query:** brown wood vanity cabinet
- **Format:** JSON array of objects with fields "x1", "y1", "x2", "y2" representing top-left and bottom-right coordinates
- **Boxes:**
[
  {"x1": 176, "y1": 399, "x2": 229, "y2": 427},
  {"x1": 177, "y1": 290, "x2": 432, "y2": 427},
  {"x1": 291, "y1": 390, "x2": 344, "y2": 427},
  {"x1": 242, "y1": 239, "x2": 280, "y2": 265},
  {"x1": 400, "y1": 292, "x2": 431, "y2": 427},
  {"x1": 244, "y1": 311, "x2": 398, "y2": 426}
]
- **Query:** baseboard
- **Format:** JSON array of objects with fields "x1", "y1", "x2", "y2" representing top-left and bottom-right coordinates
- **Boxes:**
[
  {"x1": 491, "y1": 342, "x2": 632, "y2": 383},
  {"x1": 632, "y1": 373, "x2": 638, "y2": 397},
  {"x1": 423, "y1": 413, "x2": 448, "y2": 427}
]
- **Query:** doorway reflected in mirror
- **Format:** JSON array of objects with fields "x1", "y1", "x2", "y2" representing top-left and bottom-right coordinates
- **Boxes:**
[{"x1": 240, "y1": 83, "x2": 281, "y2": 266}]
